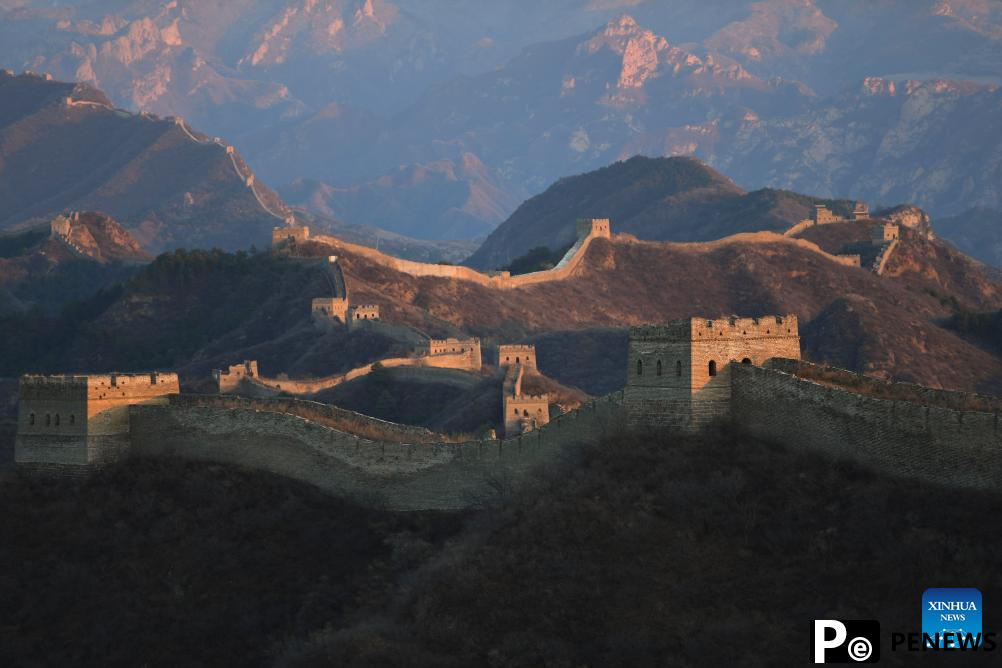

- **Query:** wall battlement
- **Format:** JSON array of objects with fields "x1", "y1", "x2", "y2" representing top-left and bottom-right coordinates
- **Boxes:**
[
  {"x1": 272, "y1": 225, "x2": 310, "y2": 246},
  {"x1": 310, "y1": 218, "x2": 614, "y2": 290},
  {"x1": 625, "y1": 314, "x2": 801, "y2": 430},
  {"x1": 498, "y1": 344, "x2": 538, "y2": 369},
  {"x1": 16, "y1": 372, "x2": 178, "y2": 468}
]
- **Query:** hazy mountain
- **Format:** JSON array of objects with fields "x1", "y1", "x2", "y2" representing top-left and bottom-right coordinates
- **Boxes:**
[
  {"x1": 281, "y1": 153, "x2": 520, "y2": 240},
  {"x1": 466, "y1": 156, "x2": 856, "y2": 269},
  {"x1": 936, "y1": 207, "x2": 1002, "y2": 269},
  {"x1": 0, "y1": 71, "x2": 290, "y2": 251},
  {"x1": 5, "y1": 1, "x2": 1002, "y2": 242}
]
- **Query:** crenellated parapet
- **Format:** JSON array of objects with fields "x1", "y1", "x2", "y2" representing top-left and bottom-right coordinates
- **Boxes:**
[
  {"x1": 497, "y1": 344, "x2": 537, "y2": 369},
  {"x1": 625, "y1": 314, "x2": 801, "y2": 430},
  {"x1": 16, "y1": 372, "x2": 179, "y2": 468}
]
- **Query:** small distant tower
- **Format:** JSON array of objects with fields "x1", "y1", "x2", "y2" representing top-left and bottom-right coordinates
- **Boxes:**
[
  {"x1": 851, "y1": 202, "x2": 870, "y2": 221},
  {"x1": 871, "y1": 223, "x2": 900, "y2": 245},
  {"x1": 812, "y1": 205, "x2": 840, "y2": 225},
  {"x1": 624, "y1": 315, "x2": 801, "y2": 430},
  {"x1": 271, "y1": 225, "x2": 310, "y2": 247}
]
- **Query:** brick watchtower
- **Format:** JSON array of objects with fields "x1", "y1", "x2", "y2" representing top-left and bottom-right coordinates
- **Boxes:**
[{"x1": 624, "y1": 315, "x2": 800, "y2": 429}]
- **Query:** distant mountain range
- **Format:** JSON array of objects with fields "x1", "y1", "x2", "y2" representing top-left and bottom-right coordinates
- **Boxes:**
[
  {"x1": 0, "y1": 70, "x2": 289, "y2": 251},
  {"x1": 467, "y1": 156, "x2": 859, "y2": 269},
  {"x1": 4, "y1": 1, "x2": 1002, "y2": 250}
]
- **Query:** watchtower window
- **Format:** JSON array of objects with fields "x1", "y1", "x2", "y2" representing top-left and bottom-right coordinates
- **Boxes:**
[
  {"x1": 516, "y1": 357, "x2": 520, "y2": 364},
  {"x1": 636, "y1": 359, "x2": 643, "y2": 376},
  {"x1": 708, "y1": 360, "x2": 717, "y2": 377},
  {"x1": 676, "y1": 361, "x2": 682, "y2": 377},
  {"x1": 741, "y1": 358, "x2": 752, "y2": 365},
  {"x1": 656, "y1": 360, "x2": 662, "y2": 376},
  {"x1": 523, "y1": 409, "x2": 529, "y2": 417},
  {"x1": 45, "y1": 414, "x2": 51, "y2": 426},
  {"x1": 54, "y1": 414, "x2": 60, "y2": 426},
  {"x1": 29, "y1": 413, "x2": 35, "y2": 426},
  {"x1": 69, "y1": 414, "x2": 75, "y2": 426}
]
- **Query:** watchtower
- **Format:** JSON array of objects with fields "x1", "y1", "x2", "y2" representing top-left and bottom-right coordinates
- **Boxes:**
[
  {"x1": 271, "y1": 225, "x2": 310, "y2": 247},
  {"x1": 812, "y1": 205, "x2": 840, "y2": 225},
  {"x1": 312, "y1": 297, "x2": 349, "y2": 323},
  {"x1": 624, "y1": 315, "x2": 801, "y2": 429},
  {"x1": 871, "y1": 224, "x2": 900, "y2": 245},
  {"x1": 498, "y1": 344, "x2": 537, "y2": 370},
  {"x1": 213, "y1": 361, "x2": 259, "y2": 393},
  {"x1": 16, "y1": 372, "x2": 179, "y2": 468},
  {"x1": 347, "y1": 304, "x2": 380, "y2": 328},
  {"x1": 577, "y1": 218, "x2": 611, "y2": 240}
]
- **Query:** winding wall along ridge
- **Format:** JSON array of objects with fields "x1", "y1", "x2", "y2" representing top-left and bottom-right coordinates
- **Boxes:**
[{"x1": 129, "y1": 393, "x2": 624, "y2": 510}]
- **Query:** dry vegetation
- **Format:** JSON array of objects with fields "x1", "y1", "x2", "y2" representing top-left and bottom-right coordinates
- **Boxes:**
[{"x1": 3, "y1": 428, "x2": 1001, "y2": 667}]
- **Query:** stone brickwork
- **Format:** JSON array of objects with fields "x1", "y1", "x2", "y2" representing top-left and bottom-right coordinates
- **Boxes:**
[
  {"x1": 312, "y1": 297, "x2": 349, "y2": 323},
  {"x1": 420, "y1": 338, "x2": 482, "y2": 370},
  {"x1": 271, "y1": 225, "x2": 310, "y2": 246},
  {"x1": 128, "y1": 393, "x2": 623, "y2": 510},
  {"x1": 213, "y1": 361, "x2": 259, "y2": 393},
  {"x1": 812, "y1": 205, "x2": 841, "y2": 225},
  {"x1": 871, "y1": 223, "x2": 900, "y2": 244},
  {"x1": 625, "y1": 315, "x2": 800, "y2": 430},
  {"x1": 730, "y1": 362, "x2": 1002, "y2": 490},
  {"x1": 502, "y1": 363, "x2": 550, "y2": 437},
  {"x1": 16, "y1": 372, "x2": 178, "y2": 468},
  {"x1": 310, "y1": 218, "x2": 612, "y2": 289},
  {"x1": 498, "y1": 344, "x2": 537, "y2": 369},
  {"x1": 347, "y1": 304, "x2": 380, "y2": 328}
]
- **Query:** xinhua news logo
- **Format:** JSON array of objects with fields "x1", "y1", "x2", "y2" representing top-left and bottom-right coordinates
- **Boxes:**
[
  {"x1": 923, "y1": 588, "x2": 983, "y2": 649},
  {"x1": 814, "y1": 620, "x2": 880, "y2": 663}
]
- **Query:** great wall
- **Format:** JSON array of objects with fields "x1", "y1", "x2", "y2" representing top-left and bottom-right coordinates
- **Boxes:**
[
  {"x1": 12, "y1": 212, "x2": 1002, "y2": 506},
  {"x1": 59, "y1": 80, "x2": 294, "y2": 226},
  {"x1": 14, "y1": 310, "x2": 1002, "y2": 507}
]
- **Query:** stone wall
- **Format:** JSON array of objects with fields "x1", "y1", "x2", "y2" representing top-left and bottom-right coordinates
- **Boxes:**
[
  {"x1": 272, "y1": 225, "x2": 310, "y2": 246},
  {"x1": 312, "y1": 297, "x2": 349, "y2": 323},
  {"x1": 128, "y1": 393, "x2": 624, "y2": 510},
  {"x1": 310, "y1": 218, "x2": 610, "y2": 289},
  {"x1": 625, "y1": 316, "x2": 801, "y2": 429},
  {"x1": 16, "y1": 372, "x2": 178, "y2": 467},
  {"x1": 730, "y1": 364, "x2": 1002, "y2": 489},
  {"x1": 498, "y1": 344, "x2": 537, "y2": 369}
]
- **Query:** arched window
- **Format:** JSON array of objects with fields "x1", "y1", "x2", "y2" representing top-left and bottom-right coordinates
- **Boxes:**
[
  {"x1": 708, "y1": 360, "x2": 717, "y2": 377},
  {"x1": 516, "y1": 357, "x2": 520, "y2": 364},
  {"x1": 656, "y1": 360, "x2": 663, "y2": 376},
  {"x1": 523, "y1": 409, "x2": 529, "y2": 417},
  {"x1": 676, "y1": 361, "x2": 682, "y2": 377},
  {"x1": 637, "y1": 359, "x2": 643, "y2": 376},
  {"x1": 29, "y1": 413, "x2": 35, "y2": 426},
  {"x1": 741, "y1": 358, "x2": 752, "y2": 365},
  {"x1": 54, "y1": 414, "x2": 60, "y2": 426}
]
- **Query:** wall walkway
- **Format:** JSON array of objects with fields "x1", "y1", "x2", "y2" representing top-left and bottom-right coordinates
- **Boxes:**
[
  {"x1": 730, "y1": 362, "x2": 1002, "y2": 489},
  {"x1": 129, "y1": 393, "x2": 624, "y2": 510}
]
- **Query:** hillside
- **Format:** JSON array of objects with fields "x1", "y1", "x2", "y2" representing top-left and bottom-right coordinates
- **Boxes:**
[
  {"x1": 3, "y1": 428, "x2": 1001, "y2": 666},
  {"x1": 0, "y1": 212, "x2": 148, "y2": 312},
  {"x1": 3, "y1": 221, "x2": 1001, "y2": 400},
  {"x1": 0, "y1": 71, "x2": 290, "y2": 252},
  {"x1": 936, "y1": 207, "x2": 1002, "y2": 269},
  {"x1": 466, "y1": 156, "x2": 856, "y2": 269},
  {"x1": 4, "y1": 4, "x2": 1002, "y2": 240}
]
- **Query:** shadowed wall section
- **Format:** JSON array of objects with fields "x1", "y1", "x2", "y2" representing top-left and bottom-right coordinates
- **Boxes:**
[{"x1": 128, "y1": 394, "x2": 623, "y2": 510}]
